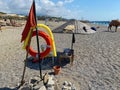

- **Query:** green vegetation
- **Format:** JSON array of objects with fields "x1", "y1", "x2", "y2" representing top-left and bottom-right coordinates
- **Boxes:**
[
  {"x1": 0, "y1": 12, "x2": 6, "y2": 14},
  {"x1": 0, "y1": 12, "x2": 73, "y2": 21}
]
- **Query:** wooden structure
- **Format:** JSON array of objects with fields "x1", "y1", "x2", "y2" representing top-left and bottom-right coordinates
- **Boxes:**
[{"x1": 59, "y1": 49, "x2": 74, "y2": 66}]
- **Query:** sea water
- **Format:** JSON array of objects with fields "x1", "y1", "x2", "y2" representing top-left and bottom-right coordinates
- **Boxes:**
[{"x1": 90, "y1": 21, "x2": 110, "y2": 26}]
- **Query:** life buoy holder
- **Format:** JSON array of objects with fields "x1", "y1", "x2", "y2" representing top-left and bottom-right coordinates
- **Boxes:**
[{"x1": 26, "y1": 31, "x2": 52, "y2": 59}]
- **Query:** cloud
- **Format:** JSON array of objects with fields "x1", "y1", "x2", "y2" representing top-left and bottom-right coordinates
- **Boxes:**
[
  {"x1": 65, "y1": 0, "x2": 74, "y2": 3},
  {"x1": 0, "y1": 0, "x2": 32, "y2": 14},
  {"x1": 0, "y1": 1, "x2": 9, "y2": 13},
  {"x1": 38, "y1": 0, "x2": 78, "y2": 19},
  {"x1": 40, "y1": 0, "x2": 55, "y2": 7},
  {"x1": 57, "y1": 1, "x2": 64, "y2": 7},
  {"x1": 0, "y1": 0, "x2": 81, "y2": 19}
]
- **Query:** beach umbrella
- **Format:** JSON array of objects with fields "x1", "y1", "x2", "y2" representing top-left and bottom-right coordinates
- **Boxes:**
[
  {"x1": 70, "y1": 32, "x2": 75, "y2": 66},
  {"x1": 70, "y1": 21, "x2": 76, "y2": 66}
]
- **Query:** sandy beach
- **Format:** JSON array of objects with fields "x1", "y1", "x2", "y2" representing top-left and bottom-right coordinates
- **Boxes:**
[{"x1": 0, "y1": 20, "x2": 120, "y2": 90}]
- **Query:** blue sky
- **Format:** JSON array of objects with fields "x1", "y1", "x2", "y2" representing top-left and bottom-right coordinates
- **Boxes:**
[{"x1": 0, "y1": 0, "x2": 120, "y2": 21}]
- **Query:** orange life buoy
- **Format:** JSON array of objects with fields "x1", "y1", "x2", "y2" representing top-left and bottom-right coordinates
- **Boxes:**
[{"x1": 26, "y1": 31, "x2": 52, "y2": 59}]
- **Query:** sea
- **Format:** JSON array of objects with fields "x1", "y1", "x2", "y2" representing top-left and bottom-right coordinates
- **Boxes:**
[{"x1": 90, "y1": 21, "x2": 110, "y2": 26}]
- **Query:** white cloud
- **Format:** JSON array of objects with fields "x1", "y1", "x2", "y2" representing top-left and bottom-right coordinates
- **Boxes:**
[
  {"x1": 64, "y1": 0, "x2": 74, "y2": 3},
  {"x1": 0, "y1": 0, "x2": 32, "y2": 14},
  {"x1": 40, "y1": 0, "x2": 55, "y2": 7},
  {"x1": 0, "y1": 1, "x2": 9, "y2": 13},
  {"x1": 0, "y1": 0, "x2": 81, "y2": 19},
  {"x1": 38, "y1": 0, "x2": 77, "y2": 19},
  {"x1": 57, "y1": 1, "x2": 64, "y2": 7}
]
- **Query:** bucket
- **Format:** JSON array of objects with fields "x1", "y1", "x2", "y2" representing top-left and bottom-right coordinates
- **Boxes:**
[{"x1": 53, "y1": 66, "x2": 61, "y2": 75}]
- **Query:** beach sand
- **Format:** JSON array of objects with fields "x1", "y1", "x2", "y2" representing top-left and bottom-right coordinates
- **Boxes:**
[{"x1": 0, "y1": 20, "x2": 120, "y2": 90}]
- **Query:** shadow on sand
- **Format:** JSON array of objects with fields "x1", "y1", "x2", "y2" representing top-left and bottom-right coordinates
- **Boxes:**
[
  {"x1": 26, "y1": 52, "x2": 70, "y2": 70},
  {"x1": 0, "y1": 52, "x2": 71, "y2": 90},
  {"x1": 0, "y1": 87, "x2": 19, "y2": 90},
  {"x1": 103, "y1": 30, "x2": 115, "y2": 33}
]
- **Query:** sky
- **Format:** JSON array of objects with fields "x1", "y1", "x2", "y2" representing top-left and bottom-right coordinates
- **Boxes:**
[{"x1": 0, "y1": 0, "x2": 120, "y2": 21}]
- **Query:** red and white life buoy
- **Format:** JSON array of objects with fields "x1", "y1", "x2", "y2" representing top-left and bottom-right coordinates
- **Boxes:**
[{"x1": 26, "y1": 31, "x2": 52, "y2": 59}]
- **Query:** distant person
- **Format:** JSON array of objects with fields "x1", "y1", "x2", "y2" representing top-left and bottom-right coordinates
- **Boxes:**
[
  {"x1": 83, "y1": 26, "x2": 87, "y2": 32},
  {"x1": 91, "y1": 27, "x2": 97, "y2": 31}
]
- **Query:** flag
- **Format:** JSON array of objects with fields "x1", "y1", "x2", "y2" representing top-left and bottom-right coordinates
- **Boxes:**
[
  {"x1": 72, "y1": 33, "x2": 75, "y2": 43},
  {"x1": 21, "y1": 1, "x2": 36, "y2": 42},
  {"x1": 21, "y1": 1, "x2": 36, "y2": 49}
]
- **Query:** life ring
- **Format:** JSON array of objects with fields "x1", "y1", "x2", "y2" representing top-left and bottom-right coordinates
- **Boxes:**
[
  {"x1": 37, "y1": 24, "x2": 57, "y2": 57},
  {"x1": 26, "y1": 31, "x2": 52, "y2": 59}
]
